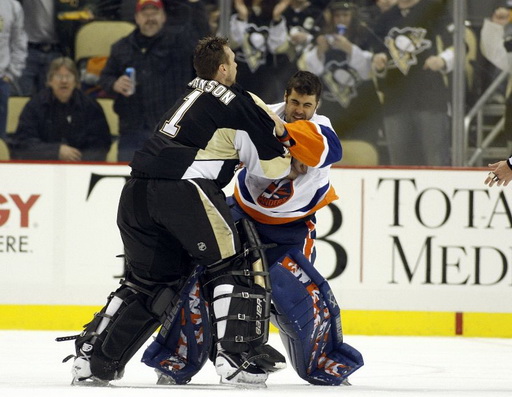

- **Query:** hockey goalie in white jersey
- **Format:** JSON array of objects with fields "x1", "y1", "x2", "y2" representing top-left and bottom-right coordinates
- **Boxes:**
[{"x1": 142, "y1": 71, "x2": 364, "y2": 386}]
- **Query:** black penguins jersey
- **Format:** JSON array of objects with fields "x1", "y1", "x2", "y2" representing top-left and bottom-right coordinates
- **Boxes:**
[{"x1": 130, "y1": 78, "x2": 290, "y2": 188}]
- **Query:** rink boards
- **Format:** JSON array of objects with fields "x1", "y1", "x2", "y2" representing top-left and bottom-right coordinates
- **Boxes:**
[{"x1": 0, "y1": 162, "x2": 511, "y2": 337}]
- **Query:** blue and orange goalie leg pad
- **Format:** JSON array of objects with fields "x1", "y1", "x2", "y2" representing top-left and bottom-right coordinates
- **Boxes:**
[
  {"x1": 141, "y1": 278, "x2": 211, "y2": 384},
  {"x1": 270, "y1": 248, "x2": 364, "y2": 385}
]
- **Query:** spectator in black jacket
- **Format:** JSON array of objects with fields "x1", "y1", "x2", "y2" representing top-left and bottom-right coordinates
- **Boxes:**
[
  {"x1": 99, "y1": 0, "x2": 196, "y2": 162},
  {"x1": 119, "y1": 0, "x2": 209, "y2": 39},
  {"x1": 371, "y1": 0, "x2": 453, "y2": 166},
  {"x1": 9, "y1": 56, "x2": 111, "y2": 161}
]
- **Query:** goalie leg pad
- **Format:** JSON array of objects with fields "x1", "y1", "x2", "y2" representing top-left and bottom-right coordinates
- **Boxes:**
[
  {"x1": 202, "y1": 219, "x2": 285, "y2": 380},
  {"x1": 73, "y1": 273, "x2": 181, "y2": 381},
  {"x1": 203, "y1": 218, "x2": 272, "y2": 353},
  {"x1": 141, "y1": 279, "x2": 211, "y2": 385},
  {"x1": 270, "y1": 249, "x2": 364, "y2": 385},
  {"x1": 212, "y1": 282, "x2": 267, "y2": 353},
  {"x1": 141, "y1": 219, "x2": 286, "y2": 386}
]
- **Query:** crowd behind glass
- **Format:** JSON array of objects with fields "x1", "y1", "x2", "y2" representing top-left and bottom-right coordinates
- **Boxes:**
[{"x1": 1, "y1": 0, "x2": 511, "y2": 166}]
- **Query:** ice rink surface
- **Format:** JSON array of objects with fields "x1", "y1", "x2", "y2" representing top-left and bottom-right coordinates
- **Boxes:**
[{"x1": 1, "y1": 330, "x2": 511, "y2": 396}]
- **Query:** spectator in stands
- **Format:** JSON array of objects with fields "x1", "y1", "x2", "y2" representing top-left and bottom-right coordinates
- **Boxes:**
[
  {"x1": 0, "y1": 0, "x2": 27, "y2": 139},
  {"x1": 359, "y1": 0, "x2": 398, "y2": 27},
  {"x1": 229, "y1": 0, "x2": 291, "y2": 103},
  {"x1": 301, "y1": 1, "x2": 386, "y2": 161},
  {"x1": 480, "y1": 2, "x2": 512, "y2": 139},
  {"x1": 17, "y1": 1, "x2": 103, "y2": 96},
  {"x1": 9, "y1": 57, "x2": 111, "y2": 161},
  {"x1": 375, "y1": 0, "x2": 398, "y2": 13},
  {"x1": 280, "y1": 0, "x2": 325, "y2": 79},
  {"x1": 480, "y1": 2, "x2": 512, "y2": 74},
  {"x1": 371, "y1": 0, "x2": 453, "y2": 166},
  {"x1": 119, "y1": 0, "x2": 209, "y2": 38},
  {"x1": 99, "y1": 0, "x2": 196, "y2": 162},
  {"x1": 204, "y1": 2, "x2": 221, "y2": 35}
]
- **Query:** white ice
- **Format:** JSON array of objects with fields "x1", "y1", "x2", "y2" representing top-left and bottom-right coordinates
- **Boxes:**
[{"x1": 1, "y1": 331, "x2": 511, "y2": 396}]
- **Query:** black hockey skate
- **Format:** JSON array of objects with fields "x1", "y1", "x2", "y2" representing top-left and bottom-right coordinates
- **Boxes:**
[
  {"x1": 215, "y1": 349, "x2": 269, "y2": 386},
  {"x1": 251, "y1": 344, "x2": 287, "y2": 373},
  {"x1": 64, "y1": 342, "x2": 110, "y2": 387},
  {"x1": 64, "y1": 341, "x2": 123, "y2": 387}
]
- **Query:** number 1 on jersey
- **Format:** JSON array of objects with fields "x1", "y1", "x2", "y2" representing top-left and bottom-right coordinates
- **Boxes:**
[{"x1": 160, "y1": 89, "x2": 203, "y2": 137}]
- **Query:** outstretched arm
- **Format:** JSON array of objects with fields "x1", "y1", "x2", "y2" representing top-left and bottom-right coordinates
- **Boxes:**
[{"x1": 485, "y1": 159, "x2": 512, "y2": 187}]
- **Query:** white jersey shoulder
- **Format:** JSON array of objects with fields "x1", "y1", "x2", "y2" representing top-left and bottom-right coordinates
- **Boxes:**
[{"x1": 234, "y1": 102, "x2": 337, "y2": 224}]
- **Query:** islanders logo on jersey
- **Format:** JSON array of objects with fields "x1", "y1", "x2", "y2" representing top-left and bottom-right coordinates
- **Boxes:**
[
  {"x1": 384, "y1": 27, "x2": 432, "y2": 75},
  {"x1": 257, "y1": 179, "x2": 294, "y2": 208}
]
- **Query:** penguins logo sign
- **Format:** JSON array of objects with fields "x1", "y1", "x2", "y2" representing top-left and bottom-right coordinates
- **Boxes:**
[
  {"x1": 384, "y1": 27, "x2": 432, "y2": 75},
  {"x1": 239, "y1": 24, "x2": 270, "y2": 73},
  {"x1": 322, "y1": 60, "x2": 361, "y2": 108}
]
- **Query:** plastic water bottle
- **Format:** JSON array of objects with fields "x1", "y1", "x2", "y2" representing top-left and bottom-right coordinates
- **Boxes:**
[
  {"x1": 336, "y1": 24, "x2": 346, "y2": 35},
  {"x1": 125, "y1": 67, "x2": 136, "y2": 95}
]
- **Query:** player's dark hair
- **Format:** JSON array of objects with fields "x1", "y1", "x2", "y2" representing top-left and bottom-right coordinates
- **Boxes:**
[
  {"x1": 285, "y1": 71, "x2": 322, "y2": 101},
  {"x1": 193, "y1": 36, "x2": 230, "y2": 80}
]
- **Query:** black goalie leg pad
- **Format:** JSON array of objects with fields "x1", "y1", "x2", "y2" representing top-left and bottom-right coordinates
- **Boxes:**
[
  {"x1": 74, "y1": 275, "x2": 181, "y2": 381},
  {"x1": 234, "y1": 218, "x2": 273, "y2": 346},
  {"x1": 202, "y1": 219, "x2": 285, "y2": 375},
  {"x1": 214, "y1": 282, "x2": 267, "y2": 353}
]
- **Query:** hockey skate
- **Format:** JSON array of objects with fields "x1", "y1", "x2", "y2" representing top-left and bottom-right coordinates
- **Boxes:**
[
  {"x1": 155, "y1": 369, "x2": 178, "y2": 385},
  {"x1": 251, "y1": 343, "x2": 287, "y2": 373},
  {"x1": 66, "y1": 341, "x2": 124, "y2": 386},
  {"x1": 215, "y1": 350, "x2": 269, "y2": 386},
  {"x1": 67, "y1": 343, "x2": 109, "y2": 387}
]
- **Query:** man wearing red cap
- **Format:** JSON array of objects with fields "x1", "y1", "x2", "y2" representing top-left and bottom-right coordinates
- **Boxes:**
[
  {"x1": 98, "y1": 0, "x2": 198, "y2": 162},
  {"x1": 136, "y1": 0, "x2": 164, "y2": 12}
]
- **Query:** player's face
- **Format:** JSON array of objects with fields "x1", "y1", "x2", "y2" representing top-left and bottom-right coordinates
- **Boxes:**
[
  {"x1": 222, "y1": 46, "x2": 238, "y2": 86},
  {"x1": 283, "y1": 89, "x2": 318, "y2": 122},
  {"x1": 135, "y1": 7, "x2": 166, "y2": 37}
]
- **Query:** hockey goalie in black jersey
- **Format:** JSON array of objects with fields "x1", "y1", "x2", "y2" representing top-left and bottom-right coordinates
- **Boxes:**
[{"x1": 61, "y1": 36, "x2": 292, "y2": 387}]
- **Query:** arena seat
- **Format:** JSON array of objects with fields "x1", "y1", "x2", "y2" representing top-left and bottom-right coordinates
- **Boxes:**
[
  {"x1": 97, "y1": 98, "x2": 118, "y2": 136},
  {"x1": 0, "y1": 138, "x2": 10, "y2": 161},
  {"x1": 7, "y1": 96, "x2": 30, "y2": 134},
  {"x1": 74, "y1": 21, "x2": 135, "y2": 61},
  {"x1": 338, "y1": 140, "x2": 379, "y2": 166}
]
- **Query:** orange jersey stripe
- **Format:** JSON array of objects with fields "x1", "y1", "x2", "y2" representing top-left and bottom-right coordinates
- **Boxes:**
[{"x1": 234, "y1": 184, "x2": 338, "y2": 225}]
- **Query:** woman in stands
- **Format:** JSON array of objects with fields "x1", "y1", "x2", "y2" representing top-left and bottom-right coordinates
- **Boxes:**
[{"x1": 9, "y1": 57, "x2": 111, "y2": 161}]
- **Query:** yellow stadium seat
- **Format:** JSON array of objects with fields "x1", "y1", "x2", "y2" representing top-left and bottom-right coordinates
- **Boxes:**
[
  {"x1": 74, "y1": 21, "x2": 135, "y2": 61},
  {"x1": 0, "y1": 138, "x2": 10, "y2": 160},
  {"x1": 338, "y1": 140, "x2": 379, "y2": 166},
  {"x1": 97, "y1": 98, "x2": 118, "y2": 136},
  {"x1": 7, "y1": 96, "x2": 30, "y2": 134},
  {"x1": 106, "y1": 139, "x2": 118, "y2": 163}
]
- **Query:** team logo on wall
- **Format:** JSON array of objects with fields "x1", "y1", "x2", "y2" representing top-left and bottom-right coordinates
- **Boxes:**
[
  {"x1": 238, "y1": 24, "x2": 270, "y2": 73},
  {"x1": 257, "y1": 180, "x2": 294, "y2": 208},
  {"x1": 322, "y1": 60, "x2": 361, "y2": 108},
  {"x1": 384, "y1": 27, "x2": 432, "y2": 75}
]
